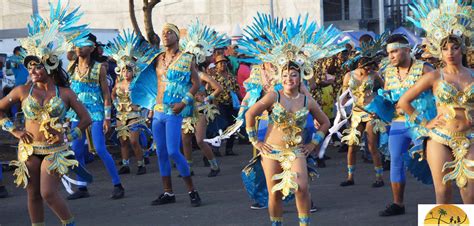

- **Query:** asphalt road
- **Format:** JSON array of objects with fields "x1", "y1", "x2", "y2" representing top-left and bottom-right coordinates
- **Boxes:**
[{"x1": 0, "y1": 142, "x2": 463, "y2": 226}]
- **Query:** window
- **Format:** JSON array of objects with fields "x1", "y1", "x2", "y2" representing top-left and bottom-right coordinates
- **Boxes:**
[
  {"x1": 323, "y1": 0, "x2": 342, "y2": 21},
  {"x1": 361, "y1": 0, "x2": 373, "y2": 19}
]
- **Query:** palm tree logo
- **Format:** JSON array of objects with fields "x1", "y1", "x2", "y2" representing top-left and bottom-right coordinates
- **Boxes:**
[{"x1": 424, "y1": 204, "x2": 469, "y2": 226}]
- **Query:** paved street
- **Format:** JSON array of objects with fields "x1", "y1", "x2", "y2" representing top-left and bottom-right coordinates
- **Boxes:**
[{"x1": 0, "y1": 142, "x2": 462, "y2": 226}]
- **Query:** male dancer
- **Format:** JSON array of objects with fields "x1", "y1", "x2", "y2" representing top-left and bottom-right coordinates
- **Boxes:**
[
  {"x1": 379, "y1": 34, "x2": 434, "y2": 216},
  {"x1": 150, "y1": 23, "x2": 202, "y2": 207}
]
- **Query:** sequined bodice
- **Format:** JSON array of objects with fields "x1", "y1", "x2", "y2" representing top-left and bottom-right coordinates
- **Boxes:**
[
  {"x1": 68, "y1": 62, "x2": 104, "y2": 121},
  {"x1": 434, "y1": 70, "x2": 474, "y2": 120},
  {"x1": 22, "y1": 85, "x2": 66, "y2": 121},
  {"x1": 115, "y1": 88, "x2": 133, "y2": 112},
  {"x1": 269, "y1": 92, "x2": 309, "y2": 147},
  {"x1": 348, "y1": 71, "x2": 374, "y2": 106},
  {"x1": 384, "y1": 59, "x2": 424, "y2": 102}
]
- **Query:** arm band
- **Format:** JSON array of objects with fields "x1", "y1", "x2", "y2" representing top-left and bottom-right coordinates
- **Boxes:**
[
  {"x1": 246, "y1": 126, "x2": 258, "y2": 145},
  {"x1": 182, "y1": 92, "x2": 194, "y2": 105},
  {"x1": 311, "y1": 131, "x2": 325, "y2": 146},
  {"x1": 408, "y1": 110, "x2": 426, "y2": 125},
  {"x1": 0, "y1": 118, "x2": 15, "y2": 132},
  {"x1": 207, "y1": 94, "x2": 215, "y2": 101},
  {"x1": 104, "y1": 106, "x2": 112, "y2": 120}
]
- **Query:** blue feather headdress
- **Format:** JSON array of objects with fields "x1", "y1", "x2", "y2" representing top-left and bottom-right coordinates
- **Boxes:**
[
  {"x1": 19, "y1": 0, "x2": 90, "y2": 73},
  {"x1": 238, "y1": 13, "x2": 347, "y2": 81},
  {"x1": 104, "y1": 29, "x2": 159, "y2": 78},
  {"x1": 407, "y1": 0, "x2": 472, "y2": 57},
  {"x1": 180, "y1": 20, "x2": 229, "y2": 64},
  {"x1": 342, "y1": 32, "x2": 389, "y2": 69}
]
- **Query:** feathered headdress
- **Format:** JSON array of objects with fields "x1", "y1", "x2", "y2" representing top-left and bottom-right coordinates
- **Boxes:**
[
  {"x1": 238, "y1": 13, "x2": 347, "y2": 81},
  {"x1": 180, "y1": 20, "x2": 228, "y2": 64},
  {"x1": 343, "y1": 32, "x2": 389, "y2": 69},
  {"x1": 19, "y1": 0, "x2": 90, "y2": 73},
  {"x1": 104, "y1": 29, "x2": 159, "y2": 78},
  {"x1": 407, "y1": 0, "x2": 473, "y2": 57}
]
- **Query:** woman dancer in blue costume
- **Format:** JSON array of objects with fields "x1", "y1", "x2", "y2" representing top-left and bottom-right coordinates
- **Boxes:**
[
  {"x1": 339, "y1": 34, "x2": 388, "y2": 188},
  {"x1": 247, "y1": 62, "x2": 328, "y2": 226},
  {"x1": 66, "y1": 33, "x2": 124, "y2": 200},
  {"x1": 106, "y1": 30, "x2": 158, "y2": 176},
  {"x1": 378, "y1": 34, "x2": 436, "y2": 216},
  {"x1": 243, "y1": 14, "x2": 346, "y2": 226},
  {"x1": 0, "y1": 2, "x2": 92, "y2": 225},
  {"x1": 180, "y1": 20, "x2": 225, "y2": 177},
  {"x1": 399, "y1": 0, "x2": 474, "y2": 204}
]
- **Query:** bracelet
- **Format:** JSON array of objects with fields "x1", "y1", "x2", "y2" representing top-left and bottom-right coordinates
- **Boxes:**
[
  {"x1": 182, "y1": 94, "x2": 194, "y2": 105},
  {"x1": 104, "y1": 106, "x2": 112, "y2": 120},
  {"x1": 67, "y1": 127, "x2": 82, "y2": 142},
  {"x1": 408, "y1": 110, "x2": 424, "y2": 124},
  {"x1": 246, "y1": 126, "x2": 258, "y2": 145},
  {"x1": 0, "y1": 118, "x2": 15, "y2": 132},
  {"x1": 186, "y1": 92, "x2": 194, "y2": 99},
  {"x1": 207, "y1": 94, "x2": 215, "y2": 101},
  {"x1": 311, "y1": 131, "x2": 325, "y2": 146}
]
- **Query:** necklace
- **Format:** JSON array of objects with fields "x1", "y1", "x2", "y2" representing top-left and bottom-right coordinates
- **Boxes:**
[
  {"x1": 396, "y1": 58, "x2": 413, "y2": 82},
  {"x1": 75, "y1": 63, "x2": 90, "y2": 77},
  {"x1": 283, "y1": 92, "x2": 300, "y2": 100},
  {"x1": 161, "y1": 49, "x2": 180, "y2": 71}
]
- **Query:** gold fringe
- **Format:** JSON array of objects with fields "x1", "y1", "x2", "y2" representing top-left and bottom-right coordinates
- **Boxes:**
[
  {"x1": 372, "y1": 119, "x2": 387, "y2": 134},
  {"x1": 45, "y1": 150, "x2": 78, "y2": 175},
  {"x1": 202, "y1": 104, "x2": 220, "y2": 122},
  {"x1": 262, "y1": 148, "x2": 304, "y2": 199},
  {"x1": 9, "y1": 160, "x2": 29, "y2": 188},
  {"x1": 429, "y1": 129, "x2": 474, "y2": 188},
  {"x1": 182, "y1": 117, "x2": 196, "y2": 134}
]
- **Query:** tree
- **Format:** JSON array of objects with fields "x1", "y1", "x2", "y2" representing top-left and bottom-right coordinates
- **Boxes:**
[
  {"x1": 129, "y1": 0, "x2": 161, "y2": 47},
  {"x1": 437, "y1": 208, "x2": 447, "y2": 226}
]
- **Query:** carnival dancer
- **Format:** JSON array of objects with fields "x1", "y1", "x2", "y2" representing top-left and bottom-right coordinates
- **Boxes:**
[
  {"x1": 0, "y1": 1, "x2": 92, "y2": 224},
  {"x1": 131, "y1": 23, "x2": 202, "y2": 207},
  {"x1": 180, "y1": 20, "x2": 225, "y2": 177},
  {"x1": 66, "y1": 33, "x2": 125, "y2": 200},
  {"x1": 378, "y1": 34, "x2": 436, "y2": 216},
  {"x1": 399, "y1": 0, "x2": 474, "y2": 204},
  {"x1": 244, "y1": 14, "x2": 346, "y2": 225},
  {"x1": 106, "y1": 30, "x2": 158, "y2": 175},
  {"x1": 208, "y1": 54, "x2": 241, "y2": 156},
  {"x1": 339, "y1": 34, "x2": 388, "y2": 188},
  {"x1": 240, "y1": 61, "x2": 279, "y2": 210}
]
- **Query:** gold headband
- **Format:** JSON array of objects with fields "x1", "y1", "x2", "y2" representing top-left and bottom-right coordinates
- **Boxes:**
[
  {"x1": 163, "y1": 23, "x2": 180, "y2": 39},
  {"x1": 387, "y1": 43, "x2": 410, "y2": 51}
]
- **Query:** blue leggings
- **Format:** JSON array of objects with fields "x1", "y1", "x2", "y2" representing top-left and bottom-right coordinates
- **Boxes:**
[
  {"x1": 72, "y1": 121, "x2": 121, "y2": 186},
  {"x1": 388, "y1": 121, "x2": 416, "y2": 183},
  {"x1": 152, "y1": 111, "x2": 190, "y2": 177},
  {"x1": 0, "y1": 165, "x2": 3, "y2": 181}
]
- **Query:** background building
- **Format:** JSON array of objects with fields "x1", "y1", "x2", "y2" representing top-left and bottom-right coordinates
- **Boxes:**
[{"x1": 4, "y1": 0, "x2": 470, "y2": 54}]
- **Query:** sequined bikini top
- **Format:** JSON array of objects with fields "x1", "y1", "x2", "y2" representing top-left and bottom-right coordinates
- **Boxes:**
[
  {"x1": 269, "y1": 91, "x2": 309, "y2": 147},
  {"x1": 22, "y1": 84, "x2": 66, "y2": 121},
  {"x1": 348, "y1": 71, "x2": 375, "y2": 106},
  {"x1": 434, "y1": 70, "x2": 474, "y2": 120}
]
